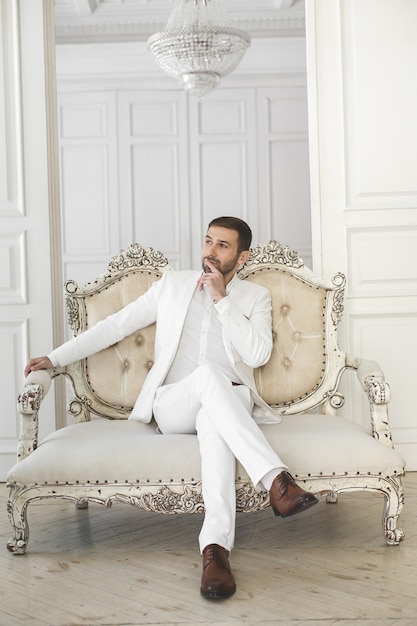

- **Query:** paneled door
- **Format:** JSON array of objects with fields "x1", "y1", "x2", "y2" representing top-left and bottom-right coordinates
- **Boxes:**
[
  {"x1": 306, "y1": 0, "x2": 417, "y2": 468},
  {"x1": 117, "y1": 91, "x2": 190, "y2": 270},
  {"x1": 0, "y1": 1, "x2": 62, "y2": 479}
]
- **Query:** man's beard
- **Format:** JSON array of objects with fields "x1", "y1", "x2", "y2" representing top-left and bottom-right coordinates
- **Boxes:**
[{"x1": 202, "y1": 252, "x2": 241, "y2": 276}]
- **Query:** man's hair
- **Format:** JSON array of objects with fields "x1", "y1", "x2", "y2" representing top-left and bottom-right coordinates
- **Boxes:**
[{"x1": 208, "y1": 216, "x2": 252, "y2": 253}]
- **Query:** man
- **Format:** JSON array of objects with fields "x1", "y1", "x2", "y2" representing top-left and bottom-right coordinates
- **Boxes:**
[{"x1": 25, "y1": 216, "x2": 318, "y2": 600}]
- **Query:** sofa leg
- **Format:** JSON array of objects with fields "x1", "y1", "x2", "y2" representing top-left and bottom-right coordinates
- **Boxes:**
[
  {"x1": 7, "y1": 492, "x2": 29, "y2": 555},
  {"x1": 7, "y1": 530, "x2": 28, "y2": 554},
  {"x1": 326, "y1": 492, "x2": 339, "y2": 503},
  {"x1": 382, "y1": 478, "x2": 405, "y2": 546}
]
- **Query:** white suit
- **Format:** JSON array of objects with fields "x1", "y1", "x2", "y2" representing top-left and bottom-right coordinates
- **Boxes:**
[
  {"x1": 49, "y1": 269, "x2": 287, "y2": 551},
  {"x1": 51, "y1": 269, "x2": 282, "y2": 424}
]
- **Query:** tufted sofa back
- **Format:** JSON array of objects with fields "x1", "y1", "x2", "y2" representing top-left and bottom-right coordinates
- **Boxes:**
[
  {"x1": 64, "y1": 242, "x2": 346, "y2": 422},
  {"x1": 245, "y1": 268, "x2": 327, "y2": 405}
]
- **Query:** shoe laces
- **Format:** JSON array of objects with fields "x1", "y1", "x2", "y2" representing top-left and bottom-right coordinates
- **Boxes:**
[
  {"x1": 203, "y1": 544, "x2": 229, "y2": 569},
  {"x1": 277, "y1": 471, "x2": 298, "y2": 495}
]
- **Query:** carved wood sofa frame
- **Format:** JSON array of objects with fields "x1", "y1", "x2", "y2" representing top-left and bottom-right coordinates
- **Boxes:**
[{"x1": 7, "y1": 242, "x2": 405, "y2": 554}]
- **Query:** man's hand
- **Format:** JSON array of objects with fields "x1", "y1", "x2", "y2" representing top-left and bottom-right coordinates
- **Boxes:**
[
  {"x1": 24, "y1": 357, "x2": 53, "y2": 378},
  {"x1": 197, "y1": 259, "x2": 227, "y2": 303}
]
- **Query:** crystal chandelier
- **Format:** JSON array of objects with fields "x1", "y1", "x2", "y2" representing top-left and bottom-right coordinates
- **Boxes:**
[{"x1": 148, "y1": 0, "x2": 251, "y2": 99}]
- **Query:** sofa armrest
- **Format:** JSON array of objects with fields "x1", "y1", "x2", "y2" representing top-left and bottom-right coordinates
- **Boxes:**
[
  {"x1": 347, "y1": 355, "x2": 393, "y2": 448},
  {"x1": 16, "y1": 369, "x2": 53, "y2": 461}
]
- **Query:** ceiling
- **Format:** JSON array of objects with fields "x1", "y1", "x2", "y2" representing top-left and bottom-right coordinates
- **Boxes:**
[{"x1": 54, "y1": 0, "x2": 306, "y2": 43}]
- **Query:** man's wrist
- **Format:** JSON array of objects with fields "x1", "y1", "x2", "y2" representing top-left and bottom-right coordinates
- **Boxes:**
[{"x1": 213, "y1": 294, "x2": 228, "y2": 306}]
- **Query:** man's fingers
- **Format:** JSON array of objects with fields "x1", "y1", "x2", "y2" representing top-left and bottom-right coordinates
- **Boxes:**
[{"x1": 24, "y1": 357, "x2": 51, "y2": 377}]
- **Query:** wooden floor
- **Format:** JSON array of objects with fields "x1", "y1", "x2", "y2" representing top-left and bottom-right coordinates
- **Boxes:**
[{"x1": 1, "y1": 474, "x2": 416, "y2": 626}]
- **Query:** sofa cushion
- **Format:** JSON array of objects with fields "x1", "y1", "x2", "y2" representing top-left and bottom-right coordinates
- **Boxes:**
[
  {"x1": 7, "y1": 415, "x2": 405, "y2": 488},
  {"x1": 240, "y1": 414, "x2": 405, "y2": 479},
  {"x1": 245, "y1": 269, "x2": 327, "y2": 405},
  {"x1": 84, "y1": 271, "x2": 159, "y2": 409}
]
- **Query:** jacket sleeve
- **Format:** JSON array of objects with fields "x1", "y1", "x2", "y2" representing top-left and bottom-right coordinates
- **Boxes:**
[
  {"x1": 49, "y1": 271, "x2": 168, "y2": 367},
  {"x1": 214, "y1": 284, "x2": 273, "y2": 368}
]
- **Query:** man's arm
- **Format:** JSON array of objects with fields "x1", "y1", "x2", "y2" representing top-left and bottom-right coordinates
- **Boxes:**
[
  {"x1": 197, "y1": 260, "x2": 272, "y2": 368},
  {"x1": 215, "y1": 286, "x2": 273, "y2": 368},
  {"x1": 24, "y1": 271, "x2": 168, "y2": 375}
]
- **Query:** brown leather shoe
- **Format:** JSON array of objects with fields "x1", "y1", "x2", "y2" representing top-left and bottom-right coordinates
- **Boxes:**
[
  {"x1": 269, "y1": 471, "x2": 319, "y2": 517},
  {"x1": 200, "y1": 544, "x2": 236, "y2": 599}
]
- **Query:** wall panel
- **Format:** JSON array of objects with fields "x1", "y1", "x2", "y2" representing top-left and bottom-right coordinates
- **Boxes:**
[
  {"x1": 117, "y1": 91, "x2": 190, "y2": 267},
  {"x1": 131, "y1": 143, "x2": 181, "y2": 251},
  {"x1": 0, "y1": 1, "x2": 60, "y2": 478},
  {"x1": 342, "y1": 1, "x2": 417, "y2": 209},
  {"x1": 61, "y1": 145, "x2": 110, "y2": 254},
  {"x1": 58, "y1": 92, "x2": 118, "y2": 287},
  {"x1": 258, "y1": 87, "x2": 312, "y2": 266},
  {"x1": 199, "y1": 142, "x2": 248, "y2": 220},
  {"x1": 306, "y1": 0, "x2": 417, "y2": 468},
  {"x1": 347, "y1": 312, "x2": 417, "y2": 463},
  {"x1": 270, "y1": 140, "x2": 311, "y2": 250},
  {"x1": 198, "y1": 99, "x2": 247, "y2": 135},
  {"x1": 347, "y1": 226, "x2": 417, "y2": 296},
  {"x1": 0, "y1": 4, "x2": 23, "y2": 218},
  {"x1": 60, "y1": 102, "x2": 107, "y2": 139},
  {"x1": 189, "y1": 89, "x2": 258, "y2": 267},
  {"x1": 0, "y1": 320, "x2": 26, "y2": 438},
  {"x1": 0, "y1": 231, "x2": 25, "y2": 304},
  {"x1": 130, "y1": 101, "x2": 178, "y2": 137},
  {"x1": 57, "y1": 42, "x2": 312, "y2": 276}
]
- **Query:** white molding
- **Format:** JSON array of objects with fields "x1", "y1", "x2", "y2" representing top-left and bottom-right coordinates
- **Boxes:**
[
  {"x1": 0, "y1": 231, "x2": 26, "y2": 304},
  {"x1": 55, "y1": 37, "x2": 308, "y2": 94},
  {"x1": 0, "y1": 1, "x2": 24, "y2": 217},
  {"x1": 346, "y1": 226, "x2": 417, "y2": 298},
  {"x1": 54, "y1": 0, "x2": 306, "y2": 42},
  {"x1": 43, "y1": 0, "x2": 66, "y2": 431},
  {"x1": 341, "y1": 1, "x2": 417, "y2": 211}
]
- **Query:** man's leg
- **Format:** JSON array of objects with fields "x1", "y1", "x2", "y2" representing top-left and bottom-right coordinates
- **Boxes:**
[
  {"x1": 154, "y1": 363, "x2": 287, "y2": 494},
  {"x1": 153, "y1": 364, "x2": 317, "y2": 599},
  {"x1": 154, "y1": 378, "x2": 259, "y2": 552},
  {"x1": 154, "y1": 372, "x2": 266, "y2": 600},
  {"x1": 196, "y1": 406, "x2": 238, "y2": 554}
]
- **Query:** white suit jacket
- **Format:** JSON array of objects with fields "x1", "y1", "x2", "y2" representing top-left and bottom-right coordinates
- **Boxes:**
[{"x1": 50, "y1": 269, "x2": 281, "y2": 425}]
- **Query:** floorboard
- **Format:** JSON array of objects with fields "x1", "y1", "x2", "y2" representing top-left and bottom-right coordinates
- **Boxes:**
[{"x1": 1, "y1": 474, "x2": 416, "y2": 626}]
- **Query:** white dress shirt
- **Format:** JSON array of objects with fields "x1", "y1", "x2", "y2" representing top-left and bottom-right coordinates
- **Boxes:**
[{"x1": 163, "y1": 275, "x2": 241, "y2": 386}]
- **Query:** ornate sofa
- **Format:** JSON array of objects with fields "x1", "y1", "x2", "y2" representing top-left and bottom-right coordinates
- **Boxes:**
[{"x1": 6, "y1": 242, "x2": 406, "y2": 554}]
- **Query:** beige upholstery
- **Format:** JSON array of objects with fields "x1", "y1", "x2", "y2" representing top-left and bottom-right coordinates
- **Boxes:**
[
  {"x1": 247, "y1": 269, "x2": 327, "y2": 405},
  {"x1": 9, "y1": 415, "x2": 402, "y2": 488},
  {"x1": 6, "y1": 242, "x2": 405, "y2": 554},
  {"x1": 85, "y1": 276, "x2": 157, "y2": 411}
]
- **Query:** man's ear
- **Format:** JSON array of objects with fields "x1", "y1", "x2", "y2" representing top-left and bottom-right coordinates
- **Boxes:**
[{"x1": 239, "y1": 250, "x2": 250, "y2": 265}]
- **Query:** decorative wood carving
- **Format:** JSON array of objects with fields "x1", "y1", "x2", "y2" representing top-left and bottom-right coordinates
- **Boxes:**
[
  {"x1": 331, "y1": 273, "x2": 346, "y2": 326},
  {"x1": 245, "y1": 240, "x2": 304, "y2": 269},
  {"x1": 106, "y1": 244, "x2": 169, "y2": 276}
]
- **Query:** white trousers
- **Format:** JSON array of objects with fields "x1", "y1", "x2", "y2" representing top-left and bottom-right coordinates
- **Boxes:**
[{"x1": 152, "y1": 363, "x2": 287, "y2": 553}]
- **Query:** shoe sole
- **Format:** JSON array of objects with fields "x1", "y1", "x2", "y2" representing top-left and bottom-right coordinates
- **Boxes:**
[{"x1": 200, "y1": 585, "x2": 237, "y2": 600}]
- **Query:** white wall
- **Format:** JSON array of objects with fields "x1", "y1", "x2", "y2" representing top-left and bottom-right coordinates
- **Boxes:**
[
  {"x1": 306, "y1": 0, "x2": 417, "y2": 468},
  {"x1": 55, "y1": 37, "x2": 312, "y2": 288},
  {"x1": 0, "y1": 0, "x2": 63, "y2": 478},
  {"x1": 3, "y1": 1, "x2": 415, "y2": 478}
]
